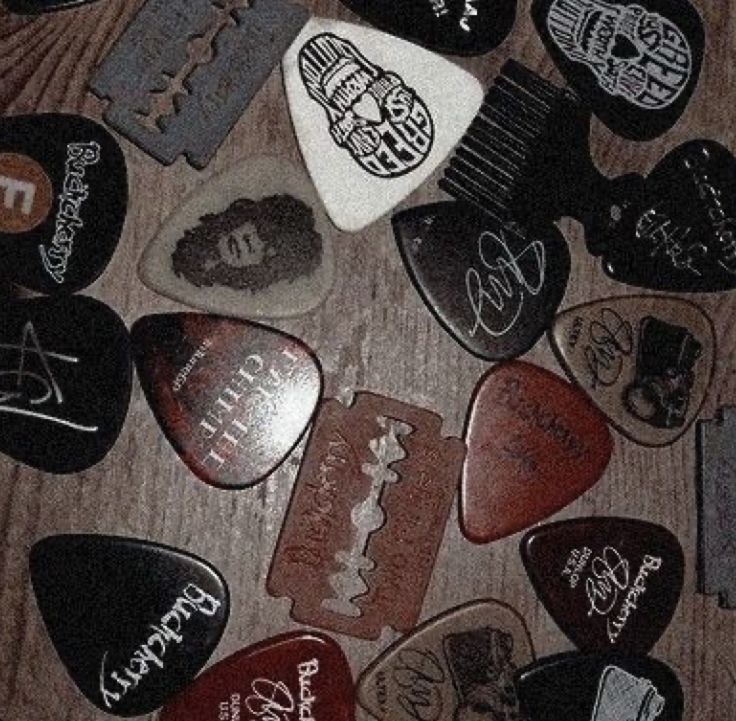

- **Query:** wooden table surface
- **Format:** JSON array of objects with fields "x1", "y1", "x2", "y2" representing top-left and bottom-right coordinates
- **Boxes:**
[{"x1": 0, "y1": 1, "x2": 734, "y2": 720}]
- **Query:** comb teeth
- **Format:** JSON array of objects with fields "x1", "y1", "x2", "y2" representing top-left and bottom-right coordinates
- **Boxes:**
[{"x1": 440, "y1": 60, "x2": 567, "y2": 222}]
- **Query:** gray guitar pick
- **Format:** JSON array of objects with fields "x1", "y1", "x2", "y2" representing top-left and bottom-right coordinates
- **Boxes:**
[{"x1": 90, "y1": 0, "x2": 309, "y2": 169}]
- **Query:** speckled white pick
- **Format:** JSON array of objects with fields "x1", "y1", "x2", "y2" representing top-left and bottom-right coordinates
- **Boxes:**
[
  {"x1": 138, "y1": 157, "x2": 335, "y2": 319},
  {"x1": 282, "y1": 17, "x2": 484, "y2": 232}
]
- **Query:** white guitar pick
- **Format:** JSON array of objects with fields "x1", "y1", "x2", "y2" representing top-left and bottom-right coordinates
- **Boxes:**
[
  {"x1": 138, "y1": 157, "x2": 335, "y2": 319},
  {"x1": 282, "y1": 18, "x2": 484, "y2": 232}
]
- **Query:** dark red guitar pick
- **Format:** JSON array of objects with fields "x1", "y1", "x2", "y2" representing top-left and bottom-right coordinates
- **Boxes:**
[
  {"x1": 461, "y1": 361, "x2": 613, "y2": 543},
  {"x1": 160, "y1": 632, "x2": 355, "y2": 721},
  {"x1": 131, "y1": 313, "x2": 322, "y2": 489},
  {"x1": 521, "y1": 517, "x2": 684, "y2": 653}
]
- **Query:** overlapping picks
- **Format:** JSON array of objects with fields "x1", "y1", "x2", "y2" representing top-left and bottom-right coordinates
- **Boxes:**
[
  {"x1": 516, "y1": 653, "x2": 684, "y2": 721},
  {"x1": 532, "y1": 0, "x2": 704, "y2": 140},
  {"x1": 0, "y1": 296, "x2": 132, "y2": 474},
  {"x1": 30, "y1": 535, "x2": 229, "y2": 717},
  {"x1": 461, "y1": 361, "x2": 613, "y2": 543},
  {"x1": 131, "y1": 313, "x2": 322, "y2": 489},
  {"x1": 139, "y1": 157, "x2": 335, "y2": 320},
  {"x1": 521, "y1": 517, "x2": 684, "y2": 653},
  {"x1": 161, "y1": 632, "x2": 355, "y2": 721},
  {"x1": 283, "y1": 18, "x2": 484, "y2": 232},
  {"x1": 0, "y1": 114, "x2": 127, "y2": 294},
  {"x1": 5, "y1": 0, "x2": 101, "y2": 11},
  {"x1": 337, "y1": 0, "x2": 516, "y2": 56},
  {"x1": 550, "y1": 295, "x2": 715, "y2": 446},
  {"x1": 393, "y1": 202, "x2": 571, "y2": 361},
  {"x1": 358, "y1": 599, "x2": 534, "y2": 721}
]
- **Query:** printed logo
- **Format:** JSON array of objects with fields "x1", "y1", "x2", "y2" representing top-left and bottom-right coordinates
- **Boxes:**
[
  {"x1": 591, "y1": 665, "x2": 664, "y2": 721},
  {"x1": 243, "y1": 658, "x2": 319, "y2": 721},
  {"x1": 298, "y1": 33, "x2": 434, "y2": 178},
  {"x1": 0, "y1": 153, "x2": 53, "y2": 233},
  {"x1": 546, "y1": 0, "x2": 692, "y2": 110}
]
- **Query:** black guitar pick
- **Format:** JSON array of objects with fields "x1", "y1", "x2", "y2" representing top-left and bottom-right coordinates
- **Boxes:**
[
  {"x1": 0, "y1": 114, "x2": 127, "y2": 294},
  {"x1": 30, "y1": 535, "x2": 229, "y2": 717},
  {"x1": 600, "y1": 140, "x2": 736, "y2": 292},
  {"x1": 338, "y1": 0, "x2": 516, "y2": 56},
  {"x1": 393, "y1": 202, "x2": 570, "y2": 360},
  {"x1": 0, "y1": 296, "x2": 132, "y2": 474},
  {"x1": 4, "y1": 0, "x2": 102, "y2": 12},
  {"x1": 516, "y1": 652, "x2": 684, "y2": 721},
  {"x1": 521, "y1": 517, "x2": 684, "y2": 653},
  {"x1": 531, "y1": 0, "x2": 704, "y2": 140}
]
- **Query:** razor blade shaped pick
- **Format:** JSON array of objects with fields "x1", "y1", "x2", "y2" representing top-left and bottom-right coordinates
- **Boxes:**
[{"x1": 90, "y1": 0, "x2": 309, "y2": 169}]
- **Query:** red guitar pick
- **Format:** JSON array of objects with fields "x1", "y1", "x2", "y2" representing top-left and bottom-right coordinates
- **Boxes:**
[
  {"x1": 161, "y1": 632, "x2": 355, "y2": 721},
  {"x1": 461, "y1": 361, "x2": 613, "y2": 543}
]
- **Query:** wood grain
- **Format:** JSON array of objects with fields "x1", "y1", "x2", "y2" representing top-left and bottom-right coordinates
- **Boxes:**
[{"x1": 0, "y1": 1, "x2": 734, "y2": 720}]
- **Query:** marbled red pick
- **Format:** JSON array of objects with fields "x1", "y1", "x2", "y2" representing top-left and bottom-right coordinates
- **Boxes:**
[
  {"x1": 520, "y1": 517, "x2": 684, "y2": 653},
  {"x1": 160, "y1": 632, "x2": 355, "y2": 721},
  {"x1": 131, "y1": 313, "x2": 322, "y2": 489},
  {"x1": 461, "y1": 361, "x2": 613, "y2": 543}
]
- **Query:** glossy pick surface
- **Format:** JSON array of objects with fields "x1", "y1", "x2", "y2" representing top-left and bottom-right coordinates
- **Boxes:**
[
  {"x1": 161, "y1": 632, "x2": 355, "y2": 721},
  {"x1": 282, "y1": 18, "x2": 484, "y2": 232},
  {"x1": 30, "y1": 535, "x2": 229, "y2": 717},
  {"x1": 139, "y1": 157, "x2": 335, "y2": 319},
  {"x1": 516, "y1": 652, "x2": 684, "y2": 721},
  {"x1": 550, "y1": 295, "x2": 715, "y2": 446},
  {"x1": 338, "y1": 0, "x2": 516, "y2": 56},
  {"x1": 131, "y1": 313, "x2": 321, "y2": 489},
  {"x1": 393, "y1": 202, "x2": 571, "y2": 360},
  {"x1": 461, "y1": 361, "x2": 613, "y2": 543},
  {"x1": 521, "y1": 517, "x2": 684, "y2": 653},
  {"x1": 602, "y1": 140, "x2": 736, "y2": 292},
  {"x1": 0, "y1": 296, "x2": 132, "y2": 473},
  {"x1": 0, "y1": 114, "x2": 127, "y2": 294},
  {"x1": 358, "y1": 599, "x2": 534, "y2": 721},
  {"x1": 532, "y1": 0, "x2": 704, "y2": 140}
]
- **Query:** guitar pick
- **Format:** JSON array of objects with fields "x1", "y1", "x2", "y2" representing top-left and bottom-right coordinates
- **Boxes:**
[
  {"x1": 4, "y1": 0, "x2": 101, "y2": 12},
  {"x1": 521, "y1": 517, "x2": 684, "y2": 653},
  {"x1": 393, "y1": 201, "x2": 571, "y2": 360},
  {"x1": 461, "y1": 361, "x2": 613, "y2": 543},
  {"x1": 549, "y1": 295, "x2": 715, "y2": 446},
  {"x1": 139, "y1": 157, "x2": 335, "y2": 320},
  {"x1": 600, "y1": 140, "x2": 736, "y2": 293},
  {"x1": 282, "y1": 18, "x2": 484, "y2": 232},
  {"x1": 161, "y1": 632, "x2": 355, "y2": 721},
  {"x1": 516, "y1": 652, "x2": 684, "y2": 721},
  {"x1": 268, "y1": 392, "x2": 465, "y2": 639},
  {"x1": 0, "y1": 114, "x2": 127, "y2": 294},
  {"x1": 358, "y1": 599, "x2": 534, "y2": 721},
  {"x1": 531, "y1": 0, "x2": 704, "y2": 140},
  {"x1": 337, "y1": 0, "x2": 516, "y2": 56},
  {"x1": 696, "y1": 408, "x2": 736, "y2": 609},
  {"x1": 0, "y1": 296, "x2": 131, "y2": 474},
  {"x1": 30, "y1": 534, "x2": 229, "y2": 717},
  {"x1": 131, "y1": 313, "x2": 321, "y2": 489}
]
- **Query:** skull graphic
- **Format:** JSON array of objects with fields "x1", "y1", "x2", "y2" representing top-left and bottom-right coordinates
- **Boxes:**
[
  {"x1": 546, "y1": 0, "x2": 692, "y2": 110},
  {"x1": 298, "y1": 33, "x2": 434, "y2": 178}
]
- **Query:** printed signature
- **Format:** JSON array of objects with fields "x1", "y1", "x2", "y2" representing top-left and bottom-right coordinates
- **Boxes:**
[
  {"x1": 393, "y1": 648, "x2": 445, "y2": 721},
  {"x1": 245, "y1": 679, "x2": 295, "y2": 721},
  {"x1": 585, "y1": 546, "x2": 630, "y2": 617},
  {"x1": 583, "y1": 308, "x2": 634, "y2": 389}
]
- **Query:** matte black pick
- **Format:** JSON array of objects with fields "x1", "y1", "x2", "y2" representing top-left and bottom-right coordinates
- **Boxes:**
[
  {"x1": 338, "y1": 0, "x2": 516, "y2": 56},
  {"x1": 0, "y1": 113, "x2": 127, "y2": 294},
  {"x1": 531, "y1": 0, "x2": 704, "y2": 140},
  {"x1": 516, "y1": 652, "x2": 684, "y2": 721},
  {"x1": 30, "y1": 535, "x2": 230, "y2": 717},
  {"x1": 4, "y1": 0, "x2": 102, "y2": 12},
  {"x1": 393, "y1": 202, "x2": 570, "y2": 360},
  {"x1": 520, "y1": 517, "x2": 684, "y2": 653},
  {"x1": 0, "y1": 296, "x2": 132, "y2": 473}
]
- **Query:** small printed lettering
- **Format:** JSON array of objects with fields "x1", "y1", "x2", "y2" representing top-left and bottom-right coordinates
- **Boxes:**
[
  {"x1": 561, "y1": 546, "x2": 592, "y2": 589},
  {"x1": 172, "y1": 338, "x2": 212, "y2": 392}
]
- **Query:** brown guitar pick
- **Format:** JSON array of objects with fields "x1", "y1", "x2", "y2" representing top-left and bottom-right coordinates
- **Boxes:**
[
  {"x1": 461, "y1": 361, "x2": 613, "y2": 543},
  {"x1": 267, "y1": 392, "x2": 465, "y2": 640},
  {"x1": 549, "y1": 295, "x2": 716, "y2": 446},
  {"x1": 358, "y1": 599, "x2": 534, "y2": 721}
]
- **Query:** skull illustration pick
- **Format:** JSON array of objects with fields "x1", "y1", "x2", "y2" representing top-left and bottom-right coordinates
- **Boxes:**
[
  {"x1": 283, "y1": 18, "x2": 484, "y2": 232},
  {"x1": 532, "y1": 0, "x2": 704, "y2": 140}
]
